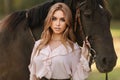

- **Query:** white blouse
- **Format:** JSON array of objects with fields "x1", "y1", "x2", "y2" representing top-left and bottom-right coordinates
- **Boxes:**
[{"x1": 28, "y1": 40, "x2": 90, "y2": 80}]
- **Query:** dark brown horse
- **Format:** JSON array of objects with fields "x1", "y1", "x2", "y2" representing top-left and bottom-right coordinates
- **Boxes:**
[{"x1": 0, "y1": 0, "x2": 117, "y2": 80}]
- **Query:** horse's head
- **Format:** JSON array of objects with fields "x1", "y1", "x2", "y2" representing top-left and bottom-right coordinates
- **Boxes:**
[{"x1": 75, "y1": 0, "x2": 117, "y2": 73}]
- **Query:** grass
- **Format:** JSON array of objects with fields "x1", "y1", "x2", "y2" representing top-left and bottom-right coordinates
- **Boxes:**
[
  {"x1": 110, "y1": 20, "x2": 120, "y2": 37},
  {"x1": 88, "y1": 20, "x2": 120, "y2": 80},
  {"x1": 88, "y1": 67, "x2": 120, "y2": 80},
  {"x1": 88, "y1": 55, "x2": 120, "y2": 80}
]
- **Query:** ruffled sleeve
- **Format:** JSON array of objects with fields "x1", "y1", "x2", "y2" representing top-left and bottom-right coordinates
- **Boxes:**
[
  {"x1": 28, "y1": 40, "x2": 41, "y2": 80},
  {"x1": 71, "y1": 43, "x2": 90, "y2": 80}
]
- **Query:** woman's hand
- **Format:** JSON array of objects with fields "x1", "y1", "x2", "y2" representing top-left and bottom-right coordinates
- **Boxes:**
[
  {"x1": 84, "y1": 36, "x2": 91, "y2": 49},
  {"x1": 81, "y1": 36, "x2": 91, "y2": 60}
]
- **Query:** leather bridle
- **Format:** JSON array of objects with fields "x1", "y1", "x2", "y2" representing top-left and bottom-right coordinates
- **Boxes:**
[{"x1": 26, "y1": 11, "x2": 36, "y2": 42}]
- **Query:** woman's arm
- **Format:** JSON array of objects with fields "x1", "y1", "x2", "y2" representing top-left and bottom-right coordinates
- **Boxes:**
[{"x1": 81, "y1": 41, "x2": 90, "y2": 60}]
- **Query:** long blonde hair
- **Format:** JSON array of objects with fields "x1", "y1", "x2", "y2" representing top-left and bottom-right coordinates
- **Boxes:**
[{"x1": 37, "y1": 2, "x2": 76, "y2": 53}]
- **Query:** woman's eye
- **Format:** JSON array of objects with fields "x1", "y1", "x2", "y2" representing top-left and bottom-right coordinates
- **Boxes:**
[
  {"x1": 60, "y1": 18, "x2": 65, "y2": 22},
  {"x1": 52, "y1": 17, "x2": 56, "y2": 21}
]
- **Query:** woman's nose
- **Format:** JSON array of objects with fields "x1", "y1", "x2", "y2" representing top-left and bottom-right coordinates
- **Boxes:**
[{"x1": 56, "y1": 20, "x2": 60, "y2": 25}]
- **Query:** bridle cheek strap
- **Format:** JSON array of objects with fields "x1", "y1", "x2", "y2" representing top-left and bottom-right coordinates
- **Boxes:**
[{"x1": 26, "y1": 11, "x2": 36, "y2": 42}]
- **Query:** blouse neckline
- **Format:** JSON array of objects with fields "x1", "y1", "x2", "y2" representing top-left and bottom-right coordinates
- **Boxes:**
[{"x1": 48, "y1": 43, "x2": 63, "y2": 53}]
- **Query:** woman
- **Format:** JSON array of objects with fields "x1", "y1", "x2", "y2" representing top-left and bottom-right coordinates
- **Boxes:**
[{"x1": 28, "y1": 2, "x2": 90, "y2": 80}]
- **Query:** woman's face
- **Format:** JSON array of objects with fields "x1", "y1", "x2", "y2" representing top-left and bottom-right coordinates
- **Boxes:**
[{"x1": 50, "y1": 10, "x2": 67, "y2": 35}]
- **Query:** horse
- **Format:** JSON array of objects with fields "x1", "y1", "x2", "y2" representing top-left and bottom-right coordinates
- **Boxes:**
[{"x1": 0, "y1": 0, "x2": 117, "y2": 80}]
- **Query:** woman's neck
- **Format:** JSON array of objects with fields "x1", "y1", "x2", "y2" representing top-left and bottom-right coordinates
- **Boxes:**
[{"x1": 51, "y1": 34, "x2": 62, "y2": 41}]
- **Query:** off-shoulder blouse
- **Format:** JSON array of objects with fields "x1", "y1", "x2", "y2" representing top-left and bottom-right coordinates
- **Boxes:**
[{"x1": 28, "y1": 40, "x2": 90, "y2": 80}]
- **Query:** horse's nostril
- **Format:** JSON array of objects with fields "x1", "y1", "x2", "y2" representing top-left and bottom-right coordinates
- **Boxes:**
[{"x1": 102, "y1": 58, "x2": 107, "y2": 65}]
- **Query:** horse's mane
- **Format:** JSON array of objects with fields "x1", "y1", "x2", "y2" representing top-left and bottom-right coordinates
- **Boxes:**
[
  {"x1": 0, "y1": 11, "x2": 26, "y2": 30},
  {"x1": 26, "y1": 1, "x2": 53, "y2": 28}
]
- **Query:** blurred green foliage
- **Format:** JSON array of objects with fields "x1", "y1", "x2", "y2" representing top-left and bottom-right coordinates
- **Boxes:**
[
  {"x1": 13, "y1": 0, "x2": 46, "y2": 10},
  {"x1": 0, "y1": 0, "x2": 4, "y2": 15},
  {"x1": 0, "y1": 0, "x2": 46, "y2": 19},
  {"x1": 109, "y1": 0, "x2": 120, "y2": 20}
]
